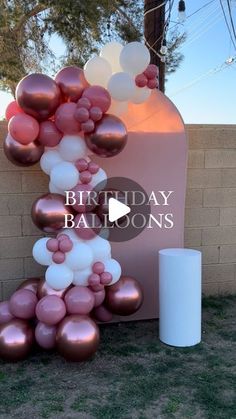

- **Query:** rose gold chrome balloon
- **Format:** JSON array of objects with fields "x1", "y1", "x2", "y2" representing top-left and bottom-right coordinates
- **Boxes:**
[
  {"x1": 31, "y1": 193, "x2": 73, "y2": 233},
  {"x1": 85, "y1": 114, "x2": 127, "y2": 157},
  {"x1": 0, "y1": 319, "x2": 34, "y2": 361},
  {"x1": 56, "y1": 315, "x2": 100, "y2": 361},
  {"x1": 4, "y1": 134, "x2": 44, "y2": 166},
  {"x1": 17, "y1": 277, "x2": 40, "y2": 294},
  {"x1": 55, "y1": 66, "x2": 89, "y2": 102},
  {"x1": 16, "y1": 73, "x2": 61, "y2": 120},
  {"x1": 105, "y1": 276, "x2": 143, "y2": 316},
  {"x1": 37, "y1": 278, "x2": 69, "y2": 300}
]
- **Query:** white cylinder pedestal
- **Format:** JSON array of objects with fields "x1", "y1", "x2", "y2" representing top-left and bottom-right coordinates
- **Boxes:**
[{"x1": 159, "y1": 248, "x2": 201, "y2": 347}]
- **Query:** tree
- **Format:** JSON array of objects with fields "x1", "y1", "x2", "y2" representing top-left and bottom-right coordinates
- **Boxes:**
[{"x1": 0, "y1": 0, "x2": 185, "y2": 95}]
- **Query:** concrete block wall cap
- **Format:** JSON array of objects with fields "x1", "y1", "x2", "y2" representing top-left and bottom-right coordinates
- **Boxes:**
[{"x1": 159, "y1": 248, "x2": 202, "y2": 257}]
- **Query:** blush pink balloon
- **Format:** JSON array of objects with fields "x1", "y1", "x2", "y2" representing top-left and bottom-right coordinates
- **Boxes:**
[
  {"x1": 77, "y1": 97, "x2": 91, "y2": 110},
  {"x1": 92, "y1": 262, "x2": 105, "y2": 274},
  {"x1": 55, "y1": 103, "x2": 80, "y2": 134},
  {"x1": 38, "y1": 120, "x2": 62, "y2": 147},
  {"x1": 81, "y1": 119, "x2": 95, "y2": 133},
  {"x1": 58, "y1": 238, "x2": 73, "y2": 253},
  {"x1": 36, "y1": 295, "x2": 66, "y2": 325},
  {"x1": 35, "y1": 321, "x2": 57, "y2": 349},
  {"x1": 100, "y1": 272, "x2": 113, "y2": 285},
  {"x1": 90, "y1": 284, "x2": 104, "y2": 292},
  {"x1": 144, "y1": 64, "x2": 158, "y2": 79},
  {"x1": 70, "y1": 183, "x2": 95, "y2": 213},
  {"x1": 64, "y1": 286, "x2": 95, "y2": 315},
  {"x1": 91, "y1": 289, "x2": 106, "y2": 307},
  {"x1": 147, "y1": 78, "x2": 157, "y2": 89},
  {"x1": 52, "y1": 251, "x2": 65, "y2": 264},
  {"x1": 8, "y1": 114, "x2": 39, "y2": 145},
  {"x1": 80, "y1": 170, "x2": 92, "y2": 184},
  {"x1": 9, "y1": 289, "x2": 38, "y2": 319},
  {"x1": 93, "y1": 304, "x2": 113, "y2": 322},
  {"x1": 135, "y1": 74, "x2": 148, "y2": 88},
  {"x1": 88, "y1": 273, "x2": 100, "y2": 286},
  {"x1": 90, "y1": 107, "x2": 103, "y2": 122},
  {"x1": 0, "y1": 301, "x2": 14, "y2": 324},
  {"x1": 74, "y1": 213, "x2": 101, "y2": 240},
  {"x1": 74, "y1": 107, "x2": 90, "y2": 123},
  {"x1": 46, "y1": 238, "x2": 59, "y2": 252},
  {"x1": 75, "y1": 158, "x2": 88, "y2": 172},
  {"x1": 82, "y1": 86, "x2": 111, "y2": 113},
  {"x1": 88, "y1": 162, "x2": 99, "y2": 174},
  {"x1": 5, "y1": 100, "x2": 24, "y2": 121}
]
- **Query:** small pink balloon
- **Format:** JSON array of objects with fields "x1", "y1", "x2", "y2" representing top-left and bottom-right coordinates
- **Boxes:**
[
  {"x1": 144, "y1": 64, "x2": 158, "y2": 79},
  {"x1": 52, "y1": 251, "x2": 65, "y2": 264},
  {"x1": 80, "y1": 170, "x2": 92, "y2": 184},
  {"x1": 89, "y1": 107, "x2": 103, "y2": 122},
  {"x1": 91, "y1": 289, "x2": 106, "y2": 308},
  {"x1": 35, "y1": 321, "x2": 57, "y2": 349},
  {"x1": 64, "y1": 286, "x2": 95, "y2": 314},
  {"x1": 81, "y1": 119, "x2": 95, "y2": 133},
  {"x1": 58, "y1": 238, "x2": 73, "y2": 253},
  {"x1": 9, "y1": 289, "x2": 38, "y2": 319},
  {"x1": 135, "y1": 74, "x2": 148, "y2": 88},
  {"x1": 74, "y1": 213, "x2": 101, "y2": 239},
  {"x1": 8, "y1": 114, "x2": 39, "y2": 145},
  {"x1": 147, "y1": 78, "x2": 157, "y2": 89},
  {"x1": 88, "y1": 161, "x2": 99, "y2": 174},
  {"x1": 46, "y1": 238, "x2": 59, "y2": 252},
  {"x1": 55, "y1": 103, "x2": 80, "y2": 134},
  {"x1": 74, "y1": 107, "x2": 90, "y2": 123},
  {"x1": 75, "y1": 158, "x2": 88, "y2": 172},
  {"x1": 93, "y1": 304, "x2": 113, "y2": 322},
  {"x1": 88, "y1": 273, "x2": 101, "y2": 286},
  {"x1": 90, "y1": 284, "x2": 104, "y2": 292},
  {"x1": 77, "y1": 97, "x2": 91, "y2": 110},
  {"x1": 70, "y1": 183, "x2": 95, "y2": 213},
  {"x1": 100, "y1": 272, "x2": 113, "y2": 285},
  {"x1": 57, "y1": 233, "x2": 69, "y2": 242},
  {"x1": 0, "y1": 301, "x2": 14, "y2": 324},
  {"x1": 38, "y1": 120, "x2": 62, "y2": 147},
  {"x1": 92, "y1": 262, "x2": 105, "y2": 275},
  {"x1": 5, "y1": 100, "x2": 24, "y2": 121},
  {"x1": 82, "y1": 86, "x2": 111, "y2": 113},
  {"x1": 36, "y1": 295, "x2": 66, "y2": 325}
]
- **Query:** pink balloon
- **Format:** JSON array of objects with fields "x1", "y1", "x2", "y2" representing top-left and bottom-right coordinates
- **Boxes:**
[
  {"x1": 90, "y1": 107, "x2": 103, "y2": 122},
  {"x1": 70, "y1": 183, "x2": 95, "y2": 213},
  {"x1": 91, "y1": 289, "x2": 106, "y2": 307},
  {"x1": 100, "y1": 272, "x2": 112, "y2": 285},
  {"x1": 74, "y1": 213, "x2": 101, "y2": 240},
  {"x1": 9, "y1": 289, "x2": 38, "y2": 319},
  {"x1": 77, "y1": 97, "x2": 91, "y2": 110},
  {"x1": 46, "y1": 238, "x2": 59, "y2": 252},
  {"x1": 135, "y1": 74, "x2": 148, "y2": 88},
  {"x1": 55, "y1": 66, "x2": 89, "y2": 102},
  {"x1": 88, "y1": 273, "x2": 100, "y2": 286},
  {"x1": 93, "y1": 305, "x2": 113, "y2": 322},
  {"x1": 74, "y1": 107, "x2": 90, "y2": 123},
  {"x1": 5, "y1": 100, "x2": 24, "y2": 121},
  {"x1": 80, "y1": 170, "x2": 92, "y2": 184},
  {"x1": 64, "y1": 286, "x2": 95, "y2": 315},
  {"x1": 88, "y1": 162, "x2": 99, "y2": 174},
  {"x1": 147, "y1": 78, "x2": 157, "y2": 89},
  {"x1": 36, "y1": 295, "x2": 66, "y2": 325},
  {"x1": 75, "y1": 158, "x2": 88, "y2": 172},
  {"x1": 81, "y1": 119, "x2": 95, "y2": 134},
  {"x1": 82, "y1": 86, "x2": 111, "y2": 113},
  {"x1": 58, "y1": 238, "x2": 73, "y2": 253},
  {"x1": 55, "y1": 103, "x2": 80, "y2": 134},
  {"x1": 8, "y1": 114, "x2": 39, "y2": 145},
  {"x1": 52, "y1": 251, "x2": 65, "y2": 264},
  {"x1": 35, "y1": 321, "x2": 57, "y2": 349},
  {"x1": 92, "y1": 262, "x2": 105, "y2": 275},
  {"x1": 0, "y1": 301, "x2": 14, "y2": 324},
  {"x1": 38, "y1": 120, "x2": 62, "y2": 147},
  {"x1": 90, "y1": 284, "x2": 104, "y2": 292},
  {"x1": 144, "y1": 64, "x2": 158, "y2": 79}
]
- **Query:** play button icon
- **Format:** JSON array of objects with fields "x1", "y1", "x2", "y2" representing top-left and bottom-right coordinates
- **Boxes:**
[{"x1": 108, "y1": 197, "x2": 131, "y2": 222}]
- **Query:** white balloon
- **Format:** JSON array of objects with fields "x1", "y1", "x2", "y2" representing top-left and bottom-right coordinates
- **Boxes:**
[
  {"x1": 59, "y1": 135, "x2": 87, "y2": 162},
  {"x1": 84, "y1": 56, "x2": 112, "y2": 88},
  {"x1": 32, "y1": 238, "x2": 52, "y2": 266},
  {"x1": 73, "y1": 267, "x2": 92, "y2": 286},
  {"x1": 45, "y1": 264, "x2": 73, "y2": 290},
  {"x1": 90, "y1": 168, "x2": 107, "y2": 189},
  {"x1": 100, "y1": 42, "x2": 123, "y2": 73},
  {"x1": 120, "y1": 42, "x2": 150, "y2": 75},
  {"x1": 89, "y1": 236, "x2": 111, "y2": 262},
  {"x1": 131, "y1": 86, "x2": 151, "y2": 104},
  {"x1": 49, "y1": 181, "x2": 65, "y2": 195},
  {"x1": 104, "y1": 258, "x2": 121, "y2": 285},
  {"x1": 65, "y1": 242, "x2": 93, "y2": 271},
  {"x1": 58, "y1": 228, "x2": 84, "y2": 243},
  {"x1": 108, "y1": 99, "x2": 128, "y2": 117},
  {"x1": 40, "y1": 150, "x2": 62, "y2": 175},
  {"x1": 108, "y1": 72, "x2": 136, "y2": 102},
  {"x1": 50, "y1": 161, "x2": 79, "y2": 190}
]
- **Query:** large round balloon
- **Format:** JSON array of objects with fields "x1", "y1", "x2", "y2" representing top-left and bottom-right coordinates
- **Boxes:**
[
  {"x1": 35, "y1": 321, "x2": 57, "y2": 350},
  {"x1": 5, "y1": 100, "x2": 24, "y2": 121},
  {"x1": 16, "y1": 73, "x2": 61, "y2": 120},
  {"x1": 55, "y1": 66, "x2": 89, "y2": 102},
  {"x1": 8, "y1": 114, "x2": 39, "y2": 145},
  {"x1": 85, "y1": 114, "x2": 127, "y2": 157},
  {"x1": 108, "y1": 72, "x2": 136, "y2": 102},
  {"x1": 36, "y1": 295, "x2": 66, "y2": 325},
  {"x1": 38, "y1": 121, "x2": 63, "y2": 147},
  {"x1": 100, "y1": 42, "x2": 123, "y2": 73},
  {"x1": 120, "y1": 42, "x2": 150, "y2": 75},
  {"x1": 105, "y1": 276, "x2": 143, "y2": 315},
  {"x1": 4, "y1": 134, "x2": 44, "y2": 166},
  {"x1": 31, "y1": 193, "x2": 73, "y2": 233},
  {"x1": 37, "y1": 278, "x2": 69, "y2": 299},
  {"x1": 9, "y1": 289, "x2": 38, "y2": 319},
  {"x1": 84, "y1": 56, "x2": 112, "y2": 88},
  {"x1": 17, "y1": 277, "x2": 40, "y2": 294},
  {"x1": 0, "y1": 319, "x2": 34, "y2": 361},
  {"x1": 56, "y1": 315, "x2": 100, "y2": 361},
  {"x1": 64, "y1": 286, "x2": 95, "y2": 314},
  {"x1": 0, "y1": 301, "x2": 14, "y2": 324},
  {"x1": 82, "y1": 86, "x2": 111, "y2": 113}
]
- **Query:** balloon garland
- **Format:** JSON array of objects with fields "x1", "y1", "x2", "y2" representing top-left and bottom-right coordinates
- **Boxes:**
[{"x1": 0, "y1": 41, "x2": 158, "y2": 362}]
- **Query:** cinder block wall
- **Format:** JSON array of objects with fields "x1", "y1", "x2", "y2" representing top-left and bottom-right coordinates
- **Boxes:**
[{"x1": 0, "y1": 122, "x2": 236, "y2": 299}]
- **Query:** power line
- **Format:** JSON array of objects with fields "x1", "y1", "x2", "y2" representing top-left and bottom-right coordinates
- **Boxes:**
[
  {"x1": 226, "y1": 0, "x2": 236, "y2": 42},
  {"x1": 219, "y1": 0, "x2": 236, "y2": 50}
]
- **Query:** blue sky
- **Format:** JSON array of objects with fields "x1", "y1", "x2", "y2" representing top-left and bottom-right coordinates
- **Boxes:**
[{"x1": 1, "y1": 0, "x2": 235, "y2": 124}]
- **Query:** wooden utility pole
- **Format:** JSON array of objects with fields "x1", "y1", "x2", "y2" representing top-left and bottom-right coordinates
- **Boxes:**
[{"x1": 144, "y1": 0, "x2": 166, "y2": 93}]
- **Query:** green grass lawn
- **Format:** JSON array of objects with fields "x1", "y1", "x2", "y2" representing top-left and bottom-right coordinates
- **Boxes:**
[{"x1": 0, "y1": 295, "x2": 236, "y2": 419}]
